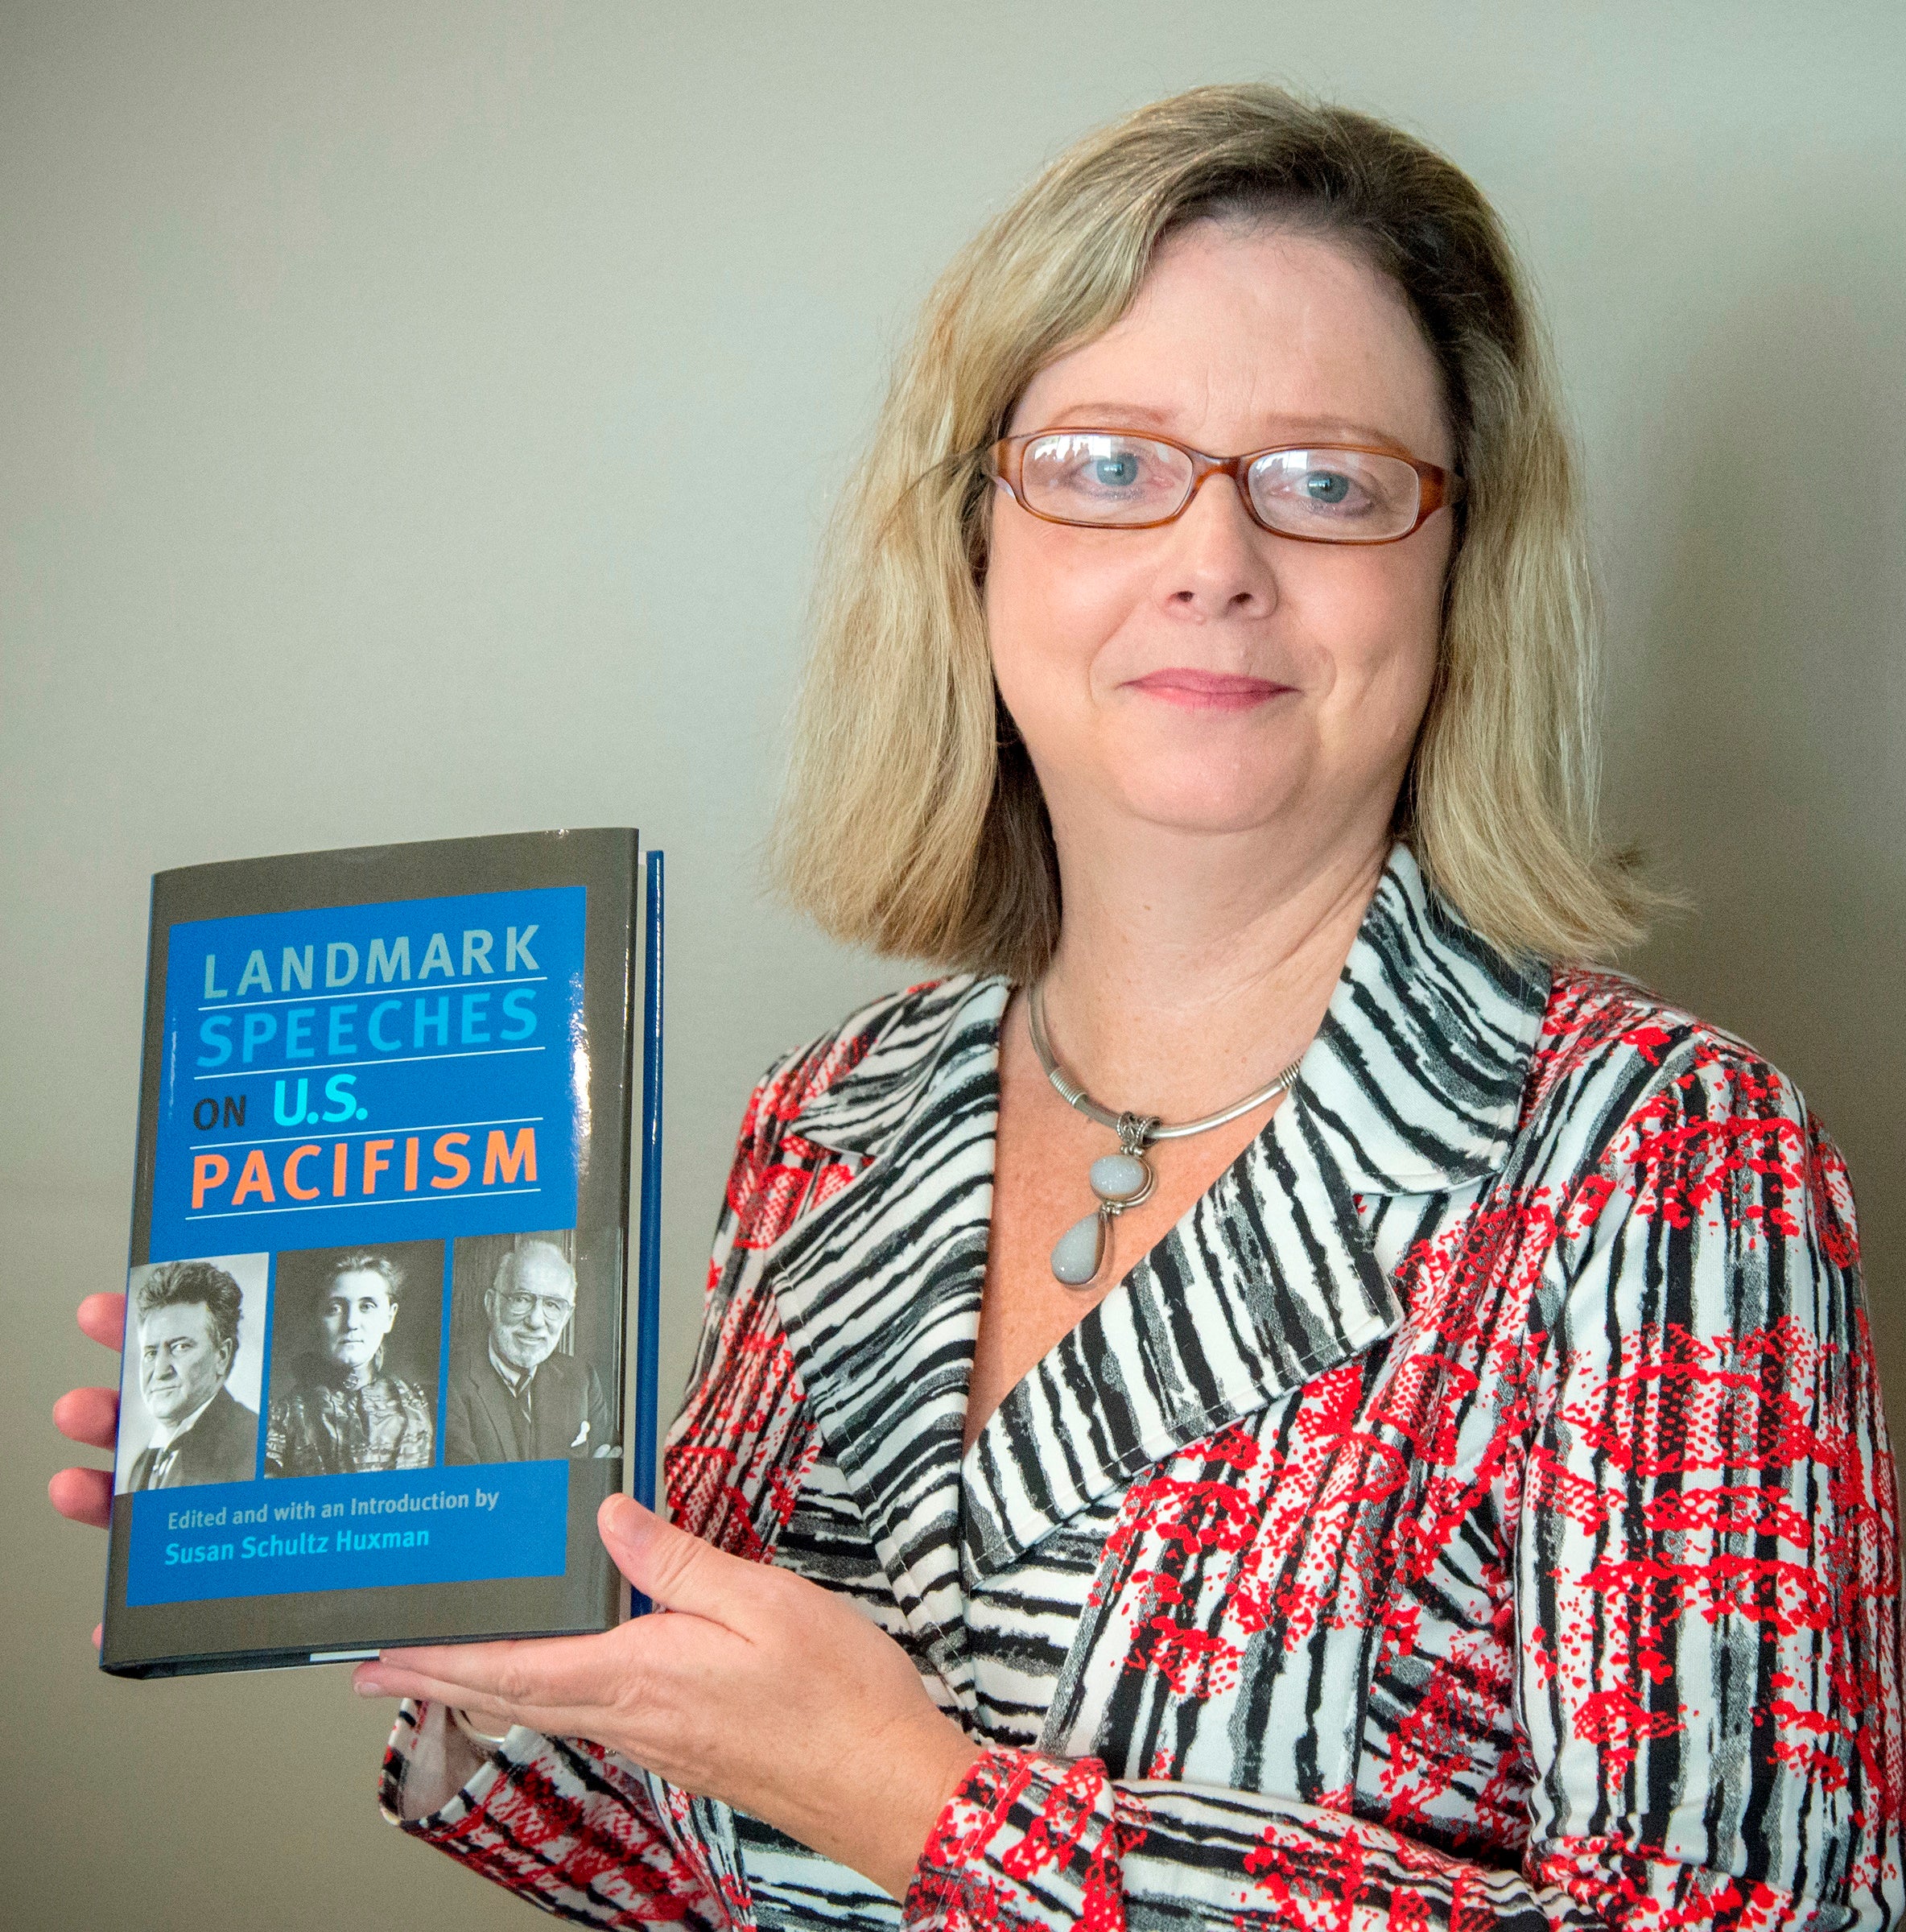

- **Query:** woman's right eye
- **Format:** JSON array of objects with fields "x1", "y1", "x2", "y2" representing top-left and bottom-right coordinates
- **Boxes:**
[{"x1": 1033, "y1": 438, "x2": 1163, "y2": 494}]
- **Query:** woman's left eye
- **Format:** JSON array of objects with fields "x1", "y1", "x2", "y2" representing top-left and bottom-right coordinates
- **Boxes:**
[
  {"x1": 1093, "y1": 453, "x2": 1140, "y2": 487},
  {"x1": 1303, "y1": 471, "x2": 1354, "y2": 504}
]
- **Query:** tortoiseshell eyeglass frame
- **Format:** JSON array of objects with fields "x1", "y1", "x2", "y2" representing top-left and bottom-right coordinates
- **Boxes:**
[{"x1": 981, "y1": 429, "x2": 1466, "y2": 545}]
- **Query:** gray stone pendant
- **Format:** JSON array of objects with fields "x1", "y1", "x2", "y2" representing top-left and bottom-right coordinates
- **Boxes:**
[{"x1": 1050, "y1": 1146, "x2": 1156, "y2": 1288}]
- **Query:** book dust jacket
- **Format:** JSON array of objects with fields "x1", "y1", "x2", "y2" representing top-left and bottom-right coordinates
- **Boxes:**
[{"x1": 101, "y1": 828, "x2": 647, "y2": 1677}]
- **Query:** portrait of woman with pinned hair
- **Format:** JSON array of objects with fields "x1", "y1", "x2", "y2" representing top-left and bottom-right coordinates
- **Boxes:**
[{"x1": 263, "y1": 1243, "x2": 442, "y2": 1479}]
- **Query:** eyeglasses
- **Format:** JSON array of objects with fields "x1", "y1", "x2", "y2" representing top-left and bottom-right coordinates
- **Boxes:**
[
  {"x1": 495, "y1": 1290, "x2": 574, "y2": 1324},
  {"x1": 984, "y1": 429, "x2": 1463, "y2": 544}
]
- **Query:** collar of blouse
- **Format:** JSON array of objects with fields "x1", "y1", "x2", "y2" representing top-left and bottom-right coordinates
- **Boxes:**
[{"x1": 755, "y1": 842, "x2": 1551, "y2": 1706}]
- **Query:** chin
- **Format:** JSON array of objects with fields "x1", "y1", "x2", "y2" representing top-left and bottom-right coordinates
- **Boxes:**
[
  {"x1": 1109, "y1": 766, "x2": 1301, "y2": 836},
  {"x1": 1084, "y1": 716, "x2": 1313, "y2": 832}
]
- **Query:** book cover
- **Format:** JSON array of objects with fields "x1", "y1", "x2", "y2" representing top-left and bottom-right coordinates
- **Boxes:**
[{"x1": 101, "y1": 828, "x2": 649, "y2": 1678}]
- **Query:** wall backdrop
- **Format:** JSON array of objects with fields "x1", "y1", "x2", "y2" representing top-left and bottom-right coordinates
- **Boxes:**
[{"x1": 5, "y1": 5, "x2": 1902, "y2": 1926}]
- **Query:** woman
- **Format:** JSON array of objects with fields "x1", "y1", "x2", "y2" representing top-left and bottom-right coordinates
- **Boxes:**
[
  {"x1": 264, "y1": 1251, "x2": 434, "y2": 1476},
  {"x1": 52, "y1": 86, "x2": 1899, "y2": 1929}
]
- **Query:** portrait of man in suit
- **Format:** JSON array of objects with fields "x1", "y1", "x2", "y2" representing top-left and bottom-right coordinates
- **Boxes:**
[
  {"x1": 444, "y1": 1238, "x2": 614, "y2": 1465},
  {"x1": 124, "y1": 1259, "x2": 258, "y2": 1490}
]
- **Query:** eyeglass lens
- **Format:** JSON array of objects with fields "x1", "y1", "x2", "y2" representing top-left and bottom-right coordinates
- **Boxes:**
[
  {"x1": 1015, "y1": 432, "x2": 1426, "y2": 539},
  {"x1": 499, "y1": 1291, "x2": 573, "y2": 1322}
]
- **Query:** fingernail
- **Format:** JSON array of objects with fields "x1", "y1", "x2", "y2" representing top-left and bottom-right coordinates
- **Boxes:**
[{"x1": 355, "y1": 1676, "x2": 384, "y2": 1698}]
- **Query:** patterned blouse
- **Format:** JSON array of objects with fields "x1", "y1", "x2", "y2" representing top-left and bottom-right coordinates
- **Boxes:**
[
  {"x1": 380, "y1": 847, "x2": 1902, "y2": 1931},
  {"x1": 266, "y1": 1356, "x2": 434, "y2": 1477}
]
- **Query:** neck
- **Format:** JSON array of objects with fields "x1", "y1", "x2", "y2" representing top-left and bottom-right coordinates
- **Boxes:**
[{"x1": 1034, "y1": 810, "x2": 1392, "y2": 1119}]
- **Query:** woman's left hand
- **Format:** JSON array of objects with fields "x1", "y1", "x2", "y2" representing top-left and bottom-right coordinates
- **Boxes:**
[{"x1": 354, "y1": 1495, "x2": 982, "y2": 1899}]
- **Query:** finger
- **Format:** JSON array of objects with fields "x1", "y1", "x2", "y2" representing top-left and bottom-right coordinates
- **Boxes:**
[
  {"x1": 93, "y1": 1624, "x2": 103, "y2": 1652},
  {"x1": 596, "y1": 1496, "x2": 760, "y2": 1626},
  {"x1": 49, "y1": 1466, "x2": 113, "y2": 1529},
  {"x1": 353, "y1": 1658, "x2": 589, "y2": 1738},
  {"x1": 78, "y1": 1293, "x2": 126, "y2": 1352},
  {"x1": 53, "y1": 1386, "x2": 120, "y2": 1451},
  {"x1": 369, "y1": 1633, "x2": 615, "y2": 1715},
  {"x1": 353, "y1": 1667, "x2": 526, "y2": 1729}
]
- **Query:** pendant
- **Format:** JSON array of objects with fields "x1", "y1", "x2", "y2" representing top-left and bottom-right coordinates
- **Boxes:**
[
  {"x1": 1050, "y1": 1144, "x2": 1156, "y2": 1288},
  {"x1": 1050, "y1": 1209, "x2": 1108, "y2": 1286}
]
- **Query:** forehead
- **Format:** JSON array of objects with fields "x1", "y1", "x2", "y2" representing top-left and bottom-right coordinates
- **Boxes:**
[
  {"x1": 142, "y1": 1299, "x2": 212, "y2": 1340},
  {"x1": 326, "y1": 1269, "x2": 390, "y2": 1302},
  {"x1": 510, "y1": 1249, "x2": 574, "y2": 1296},
  {"x1": 1011, "y1": 221, "x2": 1448, "y2": 464}
]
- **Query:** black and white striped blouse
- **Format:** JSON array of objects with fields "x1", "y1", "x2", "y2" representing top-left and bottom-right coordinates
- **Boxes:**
[{"x1": 384, "y1": 844, "x2": 1902, "y2": 1932}]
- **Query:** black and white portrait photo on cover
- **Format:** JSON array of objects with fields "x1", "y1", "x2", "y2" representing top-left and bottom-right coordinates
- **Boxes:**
[
  {"x1": 114, "y1": 1253, "x2": 266, "y2": 1492},
  {"x1": 263, "y1": 1241, "x2": 443, "y2": 1478},
  {"x1": 444, "y1": 1229, "x2": 618, "y2": 1464}
]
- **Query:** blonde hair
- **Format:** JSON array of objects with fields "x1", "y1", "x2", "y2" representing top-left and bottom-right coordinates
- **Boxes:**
[{"x1": 774, "y1": 85, "x2": 1652, "y2": 976}]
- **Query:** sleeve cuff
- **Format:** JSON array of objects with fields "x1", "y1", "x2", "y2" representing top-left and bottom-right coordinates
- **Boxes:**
[
  {"x1": 380, "y1": 1698, "x2": 515, "y2": 1831},
  {"x1": 377, "y1": 1700, "x2": 733, "y2": 1927},
  {"x1": 902, "y1": 1746, "x2": 1148, "y2": 1930}
]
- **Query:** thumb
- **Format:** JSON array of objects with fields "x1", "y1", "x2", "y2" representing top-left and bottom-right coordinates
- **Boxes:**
[{"x1": 597, "y1": 1494, "x2": 754, "y2": 1622}]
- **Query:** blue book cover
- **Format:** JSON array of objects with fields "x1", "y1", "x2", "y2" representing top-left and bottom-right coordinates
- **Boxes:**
[{"x1": 101, "y1": 828, "x2": 656, "y2": 1677}]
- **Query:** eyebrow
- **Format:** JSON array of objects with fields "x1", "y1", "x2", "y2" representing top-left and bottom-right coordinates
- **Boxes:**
[{"x1": 1033, "y1": 403, "x2": 1416, "y2": 454}]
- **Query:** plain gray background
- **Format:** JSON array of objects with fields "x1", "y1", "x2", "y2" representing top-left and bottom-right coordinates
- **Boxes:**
[{"x1": 5, "y1": 4, "x2": 1902, "y2": 1927}]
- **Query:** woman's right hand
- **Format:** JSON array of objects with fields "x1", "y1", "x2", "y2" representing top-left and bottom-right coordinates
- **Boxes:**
[{"x1": 50, "y1": 1292, "x2": 126, "y2": 1531}]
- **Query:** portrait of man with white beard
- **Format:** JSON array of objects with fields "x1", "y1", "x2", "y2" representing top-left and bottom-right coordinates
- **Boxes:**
[{"x1": 445, "y1": 1237, "x2": 614, "y2": 1464}]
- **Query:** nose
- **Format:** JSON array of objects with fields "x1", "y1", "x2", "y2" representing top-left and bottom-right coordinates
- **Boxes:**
[{"x1": 1157, "y1": 467, "x2": 1281, "y2": 621}]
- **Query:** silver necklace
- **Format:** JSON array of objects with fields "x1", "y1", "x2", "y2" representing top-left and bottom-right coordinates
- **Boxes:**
[{"x1": 1027, "y1": 984, "x2": 1302, "y2": 1289}]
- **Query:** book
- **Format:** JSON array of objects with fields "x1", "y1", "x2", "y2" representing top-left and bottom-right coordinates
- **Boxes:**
[{"x1": 101, "y1": 828, "x2": 659, "y2": 1678}]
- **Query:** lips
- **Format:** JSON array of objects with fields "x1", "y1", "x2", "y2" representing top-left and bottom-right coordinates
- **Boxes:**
[{"x1": 1124, "y1": 667, "x2": 1293, "y2": 710}]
